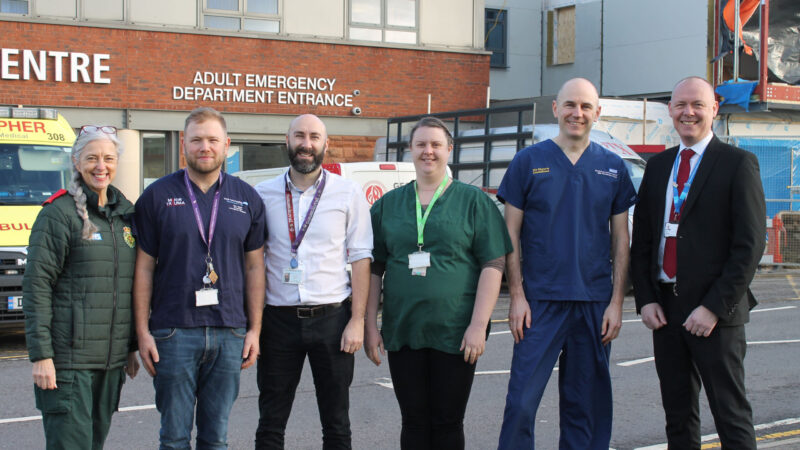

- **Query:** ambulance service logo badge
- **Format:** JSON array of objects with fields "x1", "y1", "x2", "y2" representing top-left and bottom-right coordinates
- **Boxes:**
[{"x1": 123, "y1": 226, "x2": 135, "y2": 248}]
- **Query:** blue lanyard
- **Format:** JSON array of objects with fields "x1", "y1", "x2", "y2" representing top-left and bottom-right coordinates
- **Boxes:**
[{"x1": 671, "y1": 149, "x2": 703, "y2": 219}]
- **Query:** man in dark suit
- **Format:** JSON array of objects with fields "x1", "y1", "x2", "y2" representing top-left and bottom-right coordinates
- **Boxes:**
[{"x1": 631, "y1": 76, "x2": 766, "y2": 449}]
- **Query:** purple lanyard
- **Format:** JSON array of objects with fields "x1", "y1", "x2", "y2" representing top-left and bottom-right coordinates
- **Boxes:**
[
  {"x1": 184, "y1": 170, "x2": 223, "y2": 254},
  {"x1": 285, "y1": 171, "x2": 327, "y2": 260}
]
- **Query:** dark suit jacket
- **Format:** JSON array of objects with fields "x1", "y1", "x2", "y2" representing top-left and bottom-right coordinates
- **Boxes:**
[{"x1": 630, "y1": 136, "x2": 766, "y2": 326}]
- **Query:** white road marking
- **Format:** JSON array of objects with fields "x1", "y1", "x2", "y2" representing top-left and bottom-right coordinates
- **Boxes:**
[
  {"x1": 0, "y1": 415, "x2": 42, "y2": 424},
  {"x1": 747, "y1": 339, "x2": 800, "y2": 345},
  {"x1": 475, "y1": 370, "x2": 510, "y2": 375},
  {"x1": 119, "y1": 404, "x2": 156, "y2": 412},
  {"x1": 489, "y1": 330, "x2": 511, "y2": 336},
  {"x1": 0, "y1": 404, "x2": 157, "y2": 425},
  {"x1": 621, "y1": 305, "x2": 796, "y2": 326},
  {"x1": 633, "y1": 417, "x2": 800, "y2": 449},
  {"x1": 617, "y1": 357, "x2": 654, "y2": 367},
  {"x1": 618, "y1": 339, "x2": 800, "y2": 367},
  {"x1": 373, "y1": 377, "x2": 394, "y2": 389},
  {"x1": 752, "y1": 305, "x2": 797, "y2": 313}
]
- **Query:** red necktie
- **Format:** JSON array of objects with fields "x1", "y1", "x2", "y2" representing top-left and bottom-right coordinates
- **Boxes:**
[{"x1": 662, "y1": 148, "x2": 695, "y2": 278}]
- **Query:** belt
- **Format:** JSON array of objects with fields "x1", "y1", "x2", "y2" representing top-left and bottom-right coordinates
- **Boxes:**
[{"x1": 270, "y1": 300, "x2": 348, "y2": 319}]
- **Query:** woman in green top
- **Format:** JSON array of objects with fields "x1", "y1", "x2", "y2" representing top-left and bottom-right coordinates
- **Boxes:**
[
  {"x1": 365, "y1": 117, "x2": 512, "y2": 450},
  {"x1": 23, "y1": 126, "x2": 139, "y2": 450}
]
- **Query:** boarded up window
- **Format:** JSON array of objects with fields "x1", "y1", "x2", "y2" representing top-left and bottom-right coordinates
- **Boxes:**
[{"x1": 547, "y1": 5, "x2": 575, "y2": 66}]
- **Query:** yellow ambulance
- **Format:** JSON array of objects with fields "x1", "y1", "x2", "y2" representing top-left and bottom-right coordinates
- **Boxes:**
[{"x1": 0, "y1": 106, "x2": 75, "y2": 329}]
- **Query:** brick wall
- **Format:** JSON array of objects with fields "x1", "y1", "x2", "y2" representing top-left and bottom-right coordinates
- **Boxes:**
[
  {"x1": 327, "y1": 135, "x2": 376, "y2": 162},
  {"x1": 0, "y1": 21, "x2": 489, "y2": 119},
  {"x1": 176, "y1": 133, "x2": 377, "y2": 168}
]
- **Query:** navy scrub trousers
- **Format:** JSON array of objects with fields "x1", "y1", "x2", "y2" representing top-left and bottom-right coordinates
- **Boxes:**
[{"x1": 498, "y1": 300, "x2": 612, "y2": 450}]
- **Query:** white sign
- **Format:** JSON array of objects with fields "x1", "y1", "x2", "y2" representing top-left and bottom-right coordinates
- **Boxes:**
[
  {"x1": 1, "y1": 48, "x2": 110, "y2": 83},
  {"x1": 172, "y1": 71, "x2": 355, "y2": 107}
]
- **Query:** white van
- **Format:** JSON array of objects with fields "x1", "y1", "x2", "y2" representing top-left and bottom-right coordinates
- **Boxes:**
[{"x1": 233, "y1": 161, "x2": 421, "y2": 206}]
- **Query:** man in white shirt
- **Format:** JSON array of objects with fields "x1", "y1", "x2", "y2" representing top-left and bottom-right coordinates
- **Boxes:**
[{"x1": 254, "y1": 114, "x2": 372, "y2": 450}]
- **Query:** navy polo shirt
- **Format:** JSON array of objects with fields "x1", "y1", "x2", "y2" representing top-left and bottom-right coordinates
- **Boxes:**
[
  {"x1": 498, "y1": 140, "x2": 638, "y2": 302},
  {"x1": 133, "y1": 170, "x2": 266, "y2": 329}
]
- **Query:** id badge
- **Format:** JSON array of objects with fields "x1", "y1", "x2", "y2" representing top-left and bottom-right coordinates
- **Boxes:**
[
  {"x1": 408, "y1": 251, "x2": 431, "y2": 269},
  {"x1": 283, "y1": 261, "x2": 304, "y2": 285},
  {"x1": 664, "y1": 222, "x2": 679, "y2": 238},
  {"x1": 195, "y1": 288, "x2": 219, "y2": 307}
]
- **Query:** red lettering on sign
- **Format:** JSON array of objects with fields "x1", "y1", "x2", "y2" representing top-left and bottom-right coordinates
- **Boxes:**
[
  {"x1": 35, "y1": 122, "x2": 45, "y2": 132},
  {"x1": 0, "y1": 223, "x2": 32, "y2": 230}
]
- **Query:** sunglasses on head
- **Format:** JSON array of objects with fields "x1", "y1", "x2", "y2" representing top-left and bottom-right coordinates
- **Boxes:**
[{"x1": 79, "y1": 125, "x2": 117, "y2": 136}]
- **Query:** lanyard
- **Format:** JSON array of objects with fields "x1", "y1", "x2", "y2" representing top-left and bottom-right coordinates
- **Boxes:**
[
  {"x1": 670, "y1": 149, "x2": 704, "y2": 220},
  {"x1": 183, "y1": 170, "x2": 223, "y2": 255},
  {"x1": 285, "y1": 170, "x2": 327, "y2": 266},
  {"x1": 414, "y1": 176, "x2": 449, "y2": 250}
]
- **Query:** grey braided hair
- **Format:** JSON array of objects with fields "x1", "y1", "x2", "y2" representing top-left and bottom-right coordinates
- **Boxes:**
[{"x1": 68, "y1": 129, "x2": 123, "y2": 240}]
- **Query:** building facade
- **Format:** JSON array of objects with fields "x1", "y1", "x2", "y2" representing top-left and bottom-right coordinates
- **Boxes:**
[{"x1": 0, "y1": 0, "x2": 490, "y2": 197}]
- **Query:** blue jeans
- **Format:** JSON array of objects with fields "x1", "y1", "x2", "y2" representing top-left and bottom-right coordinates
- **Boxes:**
[{"x1": 152, "y1": 326, "x2": 246, "y2": 450}]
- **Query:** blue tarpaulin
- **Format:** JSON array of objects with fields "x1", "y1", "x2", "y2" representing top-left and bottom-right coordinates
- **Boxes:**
[{"x1": 716, "y1": 81, "x2": 758, "y2": 111}]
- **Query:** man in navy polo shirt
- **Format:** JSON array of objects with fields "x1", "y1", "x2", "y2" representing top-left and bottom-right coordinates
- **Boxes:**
[
  {"x1": 497, "y1": 78, "x2": 638, "y2": 449},
  {"x1": 133, "y1": 107, "x2": 266, "y2": 449}
]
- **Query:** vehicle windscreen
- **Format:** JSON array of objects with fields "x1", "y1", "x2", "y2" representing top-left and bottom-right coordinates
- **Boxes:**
[
  {"x1": 624, "y1": 158, "x2": 646, "y2": 192},
  {"x1": 0, "y1": 144, "x2": 72, "y2": 205}
]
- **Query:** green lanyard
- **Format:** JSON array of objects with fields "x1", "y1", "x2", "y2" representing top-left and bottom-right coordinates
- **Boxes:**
[{"x1": 414, "y1": 176, "x2": 449, "y2": 250}]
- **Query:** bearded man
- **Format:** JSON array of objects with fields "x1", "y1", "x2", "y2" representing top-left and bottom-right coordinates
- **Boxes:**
[{"x1": 253, "y1": 114, "x2": 373, "y2": 450}]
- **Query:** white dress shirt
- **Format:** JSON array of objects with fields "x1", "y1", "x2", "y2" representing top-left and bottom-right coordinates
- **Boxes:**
[
  {"x1": 657, "y1": 132, "x2": 713, "y2": 282},
  {"x1": 255, "y1": 169, "x2": 373, "y2": 306}
]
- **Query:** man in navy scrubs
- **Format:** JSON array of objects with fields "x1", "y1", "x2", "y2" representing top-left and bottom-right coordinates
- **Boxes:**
[{"x1": 497, "y1": 78, "x2": 638, "y2": 449}]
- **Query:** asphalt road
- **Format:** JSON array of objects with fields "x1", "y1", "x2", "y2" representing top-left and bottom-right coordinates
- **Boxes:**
[{"x1": 1, "y1": 269, "x2": 799, "y2": 449}]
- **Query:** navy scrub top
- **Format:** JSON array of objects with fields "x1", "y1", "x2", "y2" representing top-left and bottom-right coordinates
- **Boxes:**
[
  {"x1": 497, "y1": 139, "x2": 638, "y2": 303},
  {"x1": 133, "y1": 170, "x2": 267, "y2": 330}
]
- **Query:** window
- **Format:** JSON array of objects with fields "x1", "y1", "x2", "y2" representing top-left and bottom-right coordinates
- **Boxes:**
[
  {"x1": 142, "y1": 132, "x2": 168, "y2": 189},
  {"x1": 204, "y1": 0, "x2": 280, "y2": 34},
  {"x1": 547, "y1": 5, "x2": 575, "y2": 65},
  {"x1": 0, "y1": 0, "x2": 28, "y2": 14},
  {"x1": 349, "y1": 0, "x2": 417, "y2": 45},
  {"x1": 485, "y1": 8, "x2": 507, "y2": 68},
  {"x1": 239, "y1": 143, "x2": 288, "y2": 170}
]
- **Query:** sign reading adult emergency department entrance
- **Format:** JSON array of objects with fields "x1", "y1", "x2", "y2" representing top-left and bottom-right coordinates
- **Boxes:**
[{"x1": 173, "y1": 71, "x2": 355, "y2": 107}]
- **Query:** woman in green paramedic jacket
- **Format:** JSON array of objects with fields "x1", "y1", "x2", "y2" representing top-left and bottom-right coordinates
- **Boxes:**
[
  {"x1": 365, "y1": 117, "x2": 513, "y2": 450},
  {"x1": 22, "y1": 126, "x2": 139, "y2": 450}
]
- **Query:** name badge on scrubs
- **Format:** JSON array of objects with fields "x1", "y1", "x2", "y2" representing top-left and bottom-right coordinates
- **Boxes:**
[
  {"x1": 664, "y1": 222, "x2": 679, "y2": 238},
  {"x1": 283, "y1": 261, "x2": 304, "y2": 285},
  {"x1": 408, "y1": 251, "x2": 431, "y2": 277},
  {"x1": 195, "y1": 288, "x2": 219, "y2": 307}
]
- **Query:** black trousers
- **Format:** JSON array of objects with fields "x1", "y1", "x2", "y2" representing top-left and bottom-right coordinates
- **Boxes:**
[
  {"x1": 387, "y1": 346, "x2": 477, "y2": 450},
  {"x1": 653, "y1": 284, "x2": 756, "y2": 449},
  {"x1": 255, "y1": 303, "x2": 354, "y2": 450}
]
